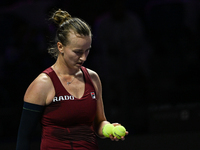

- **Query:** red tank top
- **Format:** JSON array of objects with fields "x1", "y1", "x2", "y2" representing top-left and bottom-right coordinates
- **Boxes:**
[{"x1": 40, "y1": 66, "x2": 98, "y2": 150}]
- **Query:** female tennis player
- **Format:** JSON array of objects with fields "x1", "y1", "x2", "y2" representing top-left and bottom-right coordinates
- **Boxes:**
[{"x1": 16, "y1": 9, "x2": 128, "y2": 150}]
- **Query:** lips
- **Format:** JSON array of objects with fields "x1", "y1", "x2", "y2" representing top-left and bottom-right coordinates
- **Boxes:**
[{"x1": 77, "y1": 62, "x2": 83, "y2": 66}]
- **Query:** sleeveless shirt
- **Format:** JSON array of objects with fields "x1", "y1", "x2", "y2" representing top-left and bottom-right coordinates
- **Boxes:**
[{"x1": 40, "y1": 66, "x2": 98, "y2": 150}]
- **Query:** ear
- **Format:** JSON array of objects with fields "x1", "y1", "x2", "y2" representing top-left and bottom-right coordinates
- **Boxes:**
[{"x1": 57, "y1": 42, "x2": 64, "y2": 54}]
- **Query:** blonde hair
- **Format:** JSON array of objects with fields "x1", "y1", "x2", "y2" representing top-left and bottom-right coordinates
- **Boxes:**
[{"x1": 48, "y1": 9, "x2": 91, "y2": 59}]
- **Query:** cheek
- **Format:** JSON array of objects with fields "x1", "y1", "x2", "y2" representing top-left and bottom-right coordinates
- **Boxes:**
[{"x1": 64, "y1": 53, "x2": 78, "y2": 63}]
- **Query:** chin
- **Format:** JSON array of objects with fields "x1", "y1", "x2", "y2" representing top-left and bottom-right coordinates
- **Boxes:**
[{"x1": 74, "y1": 65, "x2": 81, "y2": 70}]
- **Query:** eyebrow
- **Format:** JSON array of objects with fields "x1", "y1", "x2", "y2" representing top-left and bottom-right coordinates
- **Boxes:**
[{"x1": 73, "y1": 47, "x2": 91, "y2": 51}]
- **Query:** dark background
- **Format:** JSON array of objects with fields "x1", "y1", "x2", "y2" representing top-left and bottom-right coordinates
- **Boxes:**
[{"x1": 1, "y1": 0, "x2": 200, "y2": 149}]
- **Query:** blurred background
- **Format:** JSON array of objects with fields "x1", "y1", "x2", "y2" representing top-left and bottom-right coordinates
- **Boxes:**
[{"x1": 1, "y1": 0, "x2": 200, "y2": 149}]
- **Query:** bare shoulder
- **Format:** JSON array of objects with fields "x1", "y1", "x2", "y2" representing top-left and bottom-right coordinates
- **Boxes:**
[
  {"x1": 86, "y1": 68, "x2": 100, "y2": 83},
  {"x1": 86, "y1": 68, "x2": 102, "y2": 92},
  {"x1": 24, "y1": 73, "x2": 54, "y2": 105}
]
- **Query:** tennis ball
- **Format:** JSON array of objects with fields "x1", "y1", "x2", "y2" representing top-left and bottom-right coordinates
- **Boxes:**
[
  {"x1": 102, "y1": 124, "x2": 114, "y2": 138},
  {"x1": 112, "y1": 125, "x2": 126, "y2": 139}
]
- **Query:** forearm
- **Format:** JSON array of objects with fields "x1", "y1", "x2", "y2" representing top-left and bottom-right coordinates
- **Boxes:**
[{"x1": 16, "y1": 102, "x2": 44, "y2": 150}]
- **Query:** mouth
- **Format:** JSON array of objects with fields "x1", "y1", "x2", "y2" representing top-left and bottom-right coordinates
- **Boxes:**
[{"x1": 77, "y1": 62, "x2": 83, "y2": 66}]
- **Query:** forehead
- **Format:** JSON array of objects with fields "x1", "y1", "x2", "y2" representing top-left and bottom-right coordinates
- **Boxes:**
[{"x1": 67, "y1": 32, "x2": 92, "y2": 48}]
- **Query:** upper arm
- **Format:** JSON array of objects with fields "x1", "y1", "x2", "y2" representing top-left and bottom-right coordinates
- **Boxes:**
[
  {"x1": 87, "y1": 69, "x2": 107, "y2": 124},
  {"x1": 24, "y1": 73, "x2": 54, "y2": 106}
]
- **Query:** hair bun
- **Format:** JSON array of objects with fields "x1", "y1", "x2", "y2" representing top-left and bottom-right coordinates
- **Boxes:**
[{"x1": 52, "y1": 9, "x2": 71, "y2": 26}]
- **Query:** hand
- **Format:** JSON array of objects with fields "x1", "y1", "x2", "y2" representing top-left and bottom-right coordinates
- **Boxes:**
[{"x1": 109, "y1": 123, "x2": 129, "y2": 141}]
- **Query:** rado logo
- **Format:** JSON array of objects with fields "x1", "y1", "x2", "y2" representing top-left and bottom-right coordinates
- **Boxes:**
[{"x1": 53, "y1": 95, "x2": 75, "y2": 102}]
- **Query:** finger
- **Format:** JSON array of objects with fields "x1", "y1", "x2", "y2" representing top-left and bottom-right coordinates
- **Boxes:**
[
  {"x1": 114, "y1": 136, "x2": 119, "y2": 141},
  {"x1": 112, "y1": 123, "x2": 121, "y2": 127},
  {"x1": 109, "y1": 134, "x2": 114, "y2": 141},
  {"x1": 110, "y1": 134, "x2": 119, "y2": 141},
  {"x1": 121, "y1": 136, "x2": 125, "y2": 141},
  {"x1": 125, "y1": 131, "x2": 129, "y2": 135}
]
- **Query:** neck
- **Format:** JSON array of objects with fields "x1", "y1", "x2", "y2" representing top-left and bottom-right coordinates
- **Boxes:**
[{"x1": 52, "y1": 63, "x2": 80, "y2": 85}]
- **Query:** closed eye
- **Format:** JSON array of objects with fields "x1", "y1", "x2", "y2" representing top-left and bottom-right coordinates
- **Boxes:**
[
  {"x1": 74, "y1": 48, "x2": 90, "y2": 55},
  {"x1": 86, "y1": 49, "x2": 90, "y2": 53},
  {"x1": 74, "y1": 51, "x2": 83, "y2": 54},
  {"x1": 73, "y1": 50, "x2": 84, "y2": 55}
]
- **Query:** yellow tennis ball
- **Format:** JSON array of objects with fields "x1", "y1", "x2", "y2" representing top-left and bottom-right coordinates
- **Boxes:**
[
  {"x1": 112, "y1": 125, "x2": 126, "y2": 139},
  {"x1": 102, "y1": 124, "x2": 114, "y2": 138}
]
